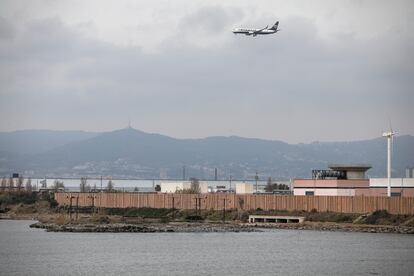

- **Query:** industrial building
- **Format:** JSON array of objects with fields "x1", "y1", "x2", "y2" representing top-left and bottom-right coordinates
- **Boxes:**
[
  {"x1": 368, "y1": 178, "x2": 414, "y2": 197},
  {"x1": 293, "y1": 164, "x2": 371, "y2": 196},
  {"x1": 235, "y1": 182, "x2": 254, "y2": 194},
  {"x1": 160, "y1": 181, "x2": 208, "y2": 194},
  {"x1": 293, "y1": 164, "x2": 414, "y2": 197}
]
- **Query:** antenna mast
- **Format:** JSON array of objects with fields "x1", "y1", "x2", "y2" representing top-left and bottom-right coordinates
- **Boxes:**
[{"x1": 382, "y1": 130, "x2": 395, "y2": 197}]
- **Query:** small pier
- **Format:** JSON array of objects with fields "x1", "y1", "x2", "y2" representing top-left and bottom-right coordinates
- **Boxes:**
[{"x1": 249, "y1": 215, "x2": 305, "y2": 224}]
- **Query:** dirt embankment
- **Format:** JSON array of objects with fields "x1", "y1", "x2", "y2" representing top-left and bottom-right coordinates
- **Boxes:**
[
  {"x1": 29, "y1": 221, "x2": 259, "y2": 233},
  {"x1": 27, "y1": 208, "x2": 414, "y2": 234}
]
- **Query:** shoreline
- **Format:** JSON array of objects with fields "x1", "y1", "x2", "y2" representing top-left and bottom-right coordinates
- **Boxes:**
[
  {"x1": 247, "y1": 221, "x2": 414, "y2": 234},
  {"x1": 27, "y1": 220, "x2": 414, "y2": 234},
  {"x1": 29, "y1": 221, "x2": 260, "y2": 233},
  {"x1": 1, "y1": 195, "x2": 413, "y2": 235}
]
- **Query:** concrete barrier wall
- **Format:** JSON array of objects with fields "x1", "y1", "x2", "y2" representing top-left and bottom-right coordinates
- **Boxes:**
[{"x1": 54, "y1": 193, "x2": 414, "y2": 215}]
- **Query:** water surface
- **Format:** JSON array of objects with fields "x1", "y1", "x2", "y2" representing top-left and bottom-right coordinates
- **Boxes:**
[{"x1": 0, "y1": 220, "x2": 413, "y2": 275}]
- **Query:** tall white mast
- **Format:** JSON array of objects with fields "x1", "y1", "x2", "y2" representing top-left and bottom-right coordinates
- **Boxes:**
[{"x1": 382, "y1": 130, "x2": 395, "y2": 197}]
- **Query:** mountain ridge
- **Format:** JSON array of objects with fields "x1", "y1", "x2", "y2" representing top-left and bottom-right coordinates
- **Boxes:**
[{"x1": 0, "y1": 128, "x2": 413, "y2": 179}]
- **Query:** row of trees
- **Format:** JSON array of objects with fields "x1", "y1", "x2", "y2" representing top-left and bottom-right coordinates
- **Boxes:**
[
  {"x1": 0, "y1": 177, "x2": 68, "y2": 192},
  {"x1": 264, "y1": 177, "x2": 290, "y2": 192},
  {"x1": 0, "y1": 177, "x2": 116, "y2": 193},
  {"x1": 79, "y1": 177, "x2": 115, "y2": 192},
  {"x1": 1, "y1": 177, "x2": 35, "y2": 192}
]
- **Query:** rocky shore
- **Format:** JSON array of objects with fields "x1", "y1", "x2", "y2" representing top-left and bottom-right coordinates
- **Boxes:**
[
  {"x1": 29, "y1": 221, "x2": 414, "y2": 234},
  {"x1": 248, "y1": 222, "x2": 414, "y2": 234},
  {"x1": 30, "y1": 222, "x2": 260, "y2": 233}
]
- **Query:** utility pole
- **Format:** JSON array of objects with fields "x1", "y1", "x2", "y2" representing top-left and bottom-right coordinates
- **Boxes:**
[
  {"x1": 195, "y1": 197, "x2": 202, "y2": 216},
  {"x1": 255, "y1": 171, "x2": 259, "y2": 193},
  {"x1": 68, "y1": 195, "x2": 73, "y2": 220},
  {"x1": 172, "y1": 196, "x2": 175, "y2": 219},
  {"x1": 195, "y1": 197, "x2": 198, "y2": 215},
  {"x1": 182, "y1": 166, "x2": 186, "y2": 181},
  {"x1": 88, "y1": 194, "x2": 95, "y2": 213},
  {"x1": 214, "y1": 168, "x2": 218, "y2": 181},
  {"x1": 100, "y1": 176, "x2": 103, "y2": 192},
  {"x1": 198, "y1": 197, "x2": 202, "y2": 216},
  {"x1": 222, "y1": 198, "x2": 227, "y2": 223},
  {"x1": 76, "y1": 196, "x2": 79, "y2": 221}
]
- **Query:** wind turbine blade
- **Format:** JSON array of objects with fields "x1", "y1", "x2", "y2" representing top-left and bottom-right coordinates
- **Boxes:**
[{"x1": 388, "y1": 117, "x2": 393, "y2": 134}]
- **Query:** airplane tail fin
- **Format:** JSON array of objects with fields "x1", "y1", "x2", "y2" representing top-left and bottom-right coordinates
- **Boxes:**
[{"x1": 270, "y1": 21, "x2": 279, "y2": 31}]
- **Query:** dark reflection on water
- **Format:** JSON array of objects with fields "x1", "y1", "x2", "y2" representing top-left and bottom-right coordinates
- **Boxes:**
[{"x1": 1, "y1": 220, "x2": 414, "y2": 276}]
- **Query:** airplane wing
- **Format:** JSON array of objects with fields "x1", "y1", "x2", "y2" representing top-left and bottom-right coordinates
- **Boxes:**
[{"x1": 253, "y1": 25, "x2": 268, "y2": 34}]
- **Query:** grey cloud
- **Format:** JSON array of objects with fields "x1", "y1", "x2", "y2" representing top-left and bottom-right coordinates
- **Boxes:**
[
  {"x1": 0, "y1": 7, "x2": 413, "y2": 142},
  {"x1": 0, "y1": 16, "x2": 15, "y2": 39},
  {"x1": 178, "y1": 5, "x2": 244, "y2": 33}
]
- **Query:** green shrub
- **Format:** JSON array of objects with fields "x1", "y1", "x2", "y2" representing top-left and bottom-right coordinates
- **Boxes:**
[
  {"x1": 306, "y1": 212, "x2": 356, "y2": 223},
  {"x1": 0, "y1": 192, "x2": 38, "y2": 205},
  {"x1": 49, "y1": 198, "x2": 59, "y2": 208},
  {"x1": 365, "y1": 210, "x2": 391, "y2": 224},
  {"x1": 103, "y1": 207, "x2": 175, "y2": 218}
]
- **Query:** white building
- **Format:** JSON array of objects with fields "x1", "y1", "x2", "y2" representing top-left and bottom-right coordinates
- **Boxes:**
[
  {"x1": 368, "y1": 178, "x2": 414, "y2": 197},
  {"x1": 160, "y1": 181, "x2": 208, "y2": 194},
  {"x1": 235, "y1": 182, "x2": 254, "y2": 194}
]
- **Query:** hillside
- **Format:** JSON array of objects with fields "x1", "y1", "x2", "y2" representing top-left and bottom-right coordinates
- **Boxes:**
[
  {"x1": 0, "y1": 128, "x2": 413, "y2": 179},
  {"x1": 0, "y1": 130, "x2": 98, "y2": 155}
]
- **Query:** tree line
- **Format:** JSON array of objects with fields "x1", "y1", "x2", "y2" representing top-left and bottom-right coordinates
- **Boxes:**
[
  {"x1": 0, "y1": 176, "x2": 116, "y2": 193},
  {"x1": 0, "y1": 176, "x2": 34, "y2": 192}
]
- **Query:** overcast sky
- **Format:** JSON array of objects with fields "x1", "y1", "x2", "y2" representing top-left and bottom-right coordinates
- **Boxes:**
[{"x1": 0, "y1": 0, "x2": 413, "y2": 143}]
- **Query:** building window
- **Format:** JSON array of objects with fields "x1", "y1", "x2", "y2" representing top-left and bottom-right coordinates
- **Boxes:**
[
  {"x1": 391, "y1": 192, "x2": 401, "y2": 197},
  {"x1": 305, "y1": 191, "x2": 314, "y2": 196}
]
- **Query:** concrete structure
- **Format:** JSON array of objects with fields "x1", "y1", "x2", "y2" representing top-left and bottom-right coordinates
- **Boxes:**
[
  {"x1": 328, "y1": 164, "x2": 371, "y2": 179},
  {"x1": 294, "y1": 164, "x2": 371, "y2": 196},
  {"x1": 160, "y1": 181, "x2": 208, "y2": 194},
  {"x1": 249, "y1": 215, "x2": 304, "y2": 224},
  {"x1": 294, "y1": 163, "x2": 414, "y2": 197},
  {"x1": 235, "y1": 182, "x2": 254, "y2": 194},
  {"x1": 368, "y1": 178, "x2": 414, "y2": 197},
  {"x1": 293, "y1": 179, "x2": 370, "y2": 196}
]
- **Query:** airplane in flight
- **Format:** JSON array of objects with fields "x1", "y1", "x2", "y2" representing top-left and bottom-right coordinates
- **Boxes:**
[{"x1": 232, "y1": 21, "x2": 280, "y2": 37}]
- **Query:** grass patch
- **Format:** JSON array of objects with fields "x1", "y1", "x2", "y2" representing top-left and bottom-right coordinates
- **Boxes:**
[
  {"x1": 362, "y1": 210, "x2": 411, "y2": 225},
  {"x1": 0, "y1": 192, "x2": 38, "y2": 205},
  {"x1": 306, "y1": 212, "x2": 356, "y2": 223},
  {"x1": 203, "y1": 209, "x2": 237, "y2": 222},
  {"x1": 103, "y1": 207, "x2": 176, "y2": 218}
]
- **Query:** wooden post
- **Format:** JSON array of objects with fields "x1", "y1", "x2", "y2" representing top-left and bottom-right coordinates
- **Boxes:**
[
  {"x1": 222, "y1": 197, "x2": 226, "y2": 223},
  {"x1": 76, "y1": 196, "x2": 79, "y2": 221}
]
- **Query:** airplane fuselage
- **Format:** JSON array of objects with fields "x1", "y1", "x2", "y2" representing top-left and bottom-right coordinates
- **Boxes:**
[
  {"x1": 232, "y1": 28, "x2": 277, "y2": 36},
  {"x1": 232, "y1": 21, "x2": 280, "y2": 37}
]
